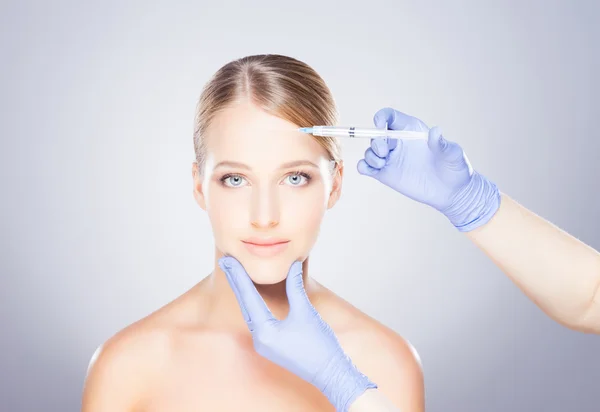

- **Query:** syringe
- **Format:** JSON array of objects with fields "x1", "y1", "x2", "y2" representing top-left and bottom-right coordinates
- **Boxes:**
[{"x1": 298, "y1": 126, "x2": 427, "y2": 139}]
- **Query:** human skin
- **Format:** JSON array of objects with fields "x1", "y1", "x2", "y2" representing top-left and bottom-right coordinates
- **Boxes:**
[
  {"x1": 196, "y1": 99, "x2": 337, "y2": 286},
  {"x1": 465, "y1": 193, "x2": 600, "y2": 333},
  {"x1": 80, "y1": 101, "x2": 424, "y2": 412}
]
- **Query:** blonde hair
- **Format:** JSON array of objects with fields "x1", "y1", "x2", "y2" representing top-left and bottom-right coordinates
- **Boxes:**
[{"x1": 193, "y1": 54, "x2": 342, "y2": 172}]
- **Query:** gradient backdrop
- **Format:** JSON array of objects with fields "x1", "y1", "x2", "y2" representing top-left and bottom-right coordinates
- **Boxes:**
[{"x1": 1, "y1": 0, "x2": 599, "y2": 411}]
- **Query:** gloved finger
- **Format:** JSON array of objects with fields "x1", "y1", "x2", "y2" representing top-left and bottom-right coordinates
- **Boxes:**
[
  {"x1": 368, "y1": 113, "x2": 404, "y2": 167},
  {"x1": 370, "y1": 137, "x2": 389, "y2": 158},
  {"x1": 373, "y1": 107, "x2": 429, "y2": 132},
  {"x1": 219, "y1": 256, "x2": 275, "y2": 329},
  {"x1": 221, "y1": 262, "x2": 250, "y2": 323},
  {"x1": 427, "y1": 126, "x2": 465, "y2": 164},
  {"x1": 284, "y1": 261, "x2": 313, "y2": 316},
  {"x1": 386, "y1": 137, "x2": 399, "y2": 152},
  {"x1": 356, "y1": 159, "x2": 380, "y2": 176},
  {"x1": 427, "y1": 126, "x2": 446, "y2": 156},
  {"x1": 364, "y1": 147, "x2": 386, "y2": 169},
  {"x1": 370, "y1": 136, "x2": 399, "y2": 157},
  {"x1": 370, "y1": 120, "x2": 399, "y2": 156}
]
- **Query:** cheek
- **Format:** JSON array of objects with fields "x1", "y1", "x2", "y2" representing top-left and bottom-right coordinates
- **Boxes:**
[
  {"x1": 205, "y1": 183, "x2": 248, "y2": 244},
  {"x1": 281, "y1": 184, "x2": 327, "y2": 239}
]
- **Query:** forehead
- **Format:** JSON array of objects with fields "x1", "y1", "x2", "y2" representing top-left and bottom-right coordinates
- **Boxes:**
[{"x1": 205, "y1": 101, "x2": 328, "y2": 166}]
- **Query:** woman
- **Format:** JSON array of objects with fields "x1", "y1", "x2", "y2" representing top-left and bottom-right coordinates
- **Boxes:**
[{"x1": 81, "y1": 55, "x2": 424, "y2": 411}]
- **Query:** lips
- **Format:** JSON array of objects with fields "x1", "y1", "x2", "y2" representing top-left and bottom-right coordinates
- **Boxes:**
[
  {"x1": 241, "y1": 238, "x2": 291, "y2": 257},
  {"x1": 241, "y1": 238, "x2": 290, "y2": 246}
]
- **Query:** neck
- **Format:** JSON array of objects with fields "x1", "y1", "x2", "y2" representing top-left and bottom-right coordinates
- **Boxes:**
[{"x1": 202, "y1": 250, "x2": 316, "y2": 333}]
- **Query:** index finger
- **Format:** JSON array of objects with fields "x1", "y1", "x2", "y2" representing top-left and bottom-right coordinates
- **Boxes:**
[
  {"x1": 218, "y1": 256, "x2": 275, "y2": 330},
  {"x1": 373, "y1": 107, "x2": 429, "y2": 132}
]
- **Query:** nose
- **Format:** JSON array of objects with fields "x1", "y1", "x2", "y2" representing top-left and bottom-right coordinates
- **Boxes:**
[{"x1": 250, "y1": 185, "x2": 280, "y2": 229}]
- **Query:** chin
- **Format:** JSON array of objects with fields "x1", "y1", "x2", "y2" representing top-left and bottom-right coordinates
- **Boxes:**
[
  {"x1": 239, "y1": 257, "x2": 295, "y2": 285},
  {"x1": 221, "y1": 241, "x2": 306, "y2": 284}
]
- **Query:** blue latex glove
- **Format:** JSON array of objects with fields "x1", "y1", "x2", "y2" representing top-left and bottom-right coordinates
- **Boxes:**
[
  {"x1": 218, "y1": 255, "x2": 377, "y2": 411},
  {"x1": 357, "y1": 107, "x2": 501, "y2": 232}
]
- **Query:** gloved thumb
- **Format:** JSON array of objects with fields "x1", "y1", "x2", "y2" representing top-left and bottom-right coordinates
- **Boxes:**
[
  {"x1": 427, "y1": 126, "x2": 467, "y2": 165},
  {"x1": 427, "y1": 126, "x2": 448, "y2": 156},
  {"x1": 285, "y1": 261, "x2": 312, "y2": 315}
]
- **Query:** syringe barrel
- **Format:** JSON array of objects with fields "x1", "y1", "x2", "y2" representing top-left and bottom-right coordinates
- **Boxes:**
[{"x1": 312, "y1": 126, "x2": 390, "y2": 138}]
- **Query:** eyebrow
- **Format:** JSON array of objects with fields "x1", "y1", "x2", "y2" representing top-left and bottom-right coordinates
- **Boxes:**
[{"x1": 213, "y1": 160, "x2": 320, "y2": 170}]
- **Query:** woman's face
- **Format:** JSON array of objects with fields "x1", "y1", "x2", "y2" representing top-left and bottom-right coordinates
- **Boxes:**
[{"x1": 193, "y1": 101, "x2": 343, "y2": 284}]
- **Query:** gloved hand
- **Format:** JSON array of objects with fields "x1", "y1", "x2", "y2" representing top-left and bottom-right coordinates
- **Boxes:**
[
  {"x1": 218, "y1": 255, "x2": 377, "y2": 411},
  {"x1": 357, "y1": 107, "x2": 501, "y2": 232}
]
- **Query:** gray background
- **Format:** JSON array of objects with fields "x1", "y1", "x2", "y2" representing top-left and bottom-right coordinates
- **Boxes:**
[{"x1": 1, "y1": 0, "x2": 599, "y2": 411}]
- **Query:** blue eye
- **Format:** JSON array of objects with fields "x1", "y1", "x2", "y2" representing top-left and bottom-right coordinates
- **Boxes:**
[
  {"x1": 285, "y1": 172, "x2": 312, "y2": 186},
  {"x1": 220, "y1": 174, "x2": 248, "y2": 187}
]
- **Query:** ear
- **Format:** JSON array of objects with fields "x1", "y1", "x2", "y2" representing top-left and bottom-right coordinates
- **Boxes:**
[
  {"x1": 327, "y1": 160, "x2": 344, "y2": 209},
  {"x1": 192, "y1": 162, "x2": 207, "y2": 211}
]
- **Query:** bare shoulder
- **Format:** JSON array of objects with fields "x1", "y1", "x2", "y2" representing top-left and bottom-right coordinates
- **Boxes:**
[
  {"x1": 81, "y1": 295, "x2": 192, "y2": 411},
  {"x1": 314, "y1": 290, "x2": 425, "y2": 411},
  {"x1": 81, "y1": 316, "x2": 173, "y2": 411}
]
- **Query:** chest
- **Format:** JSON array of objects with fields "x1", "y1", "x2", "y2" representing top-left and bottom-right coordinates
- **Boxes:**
[{"x1": 143, "y1": 340, "x2": 335, "y2": 412}]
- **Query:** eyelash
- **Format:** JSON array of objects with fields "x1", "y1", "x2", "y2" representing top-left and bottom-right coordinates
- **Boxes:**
[{"x1": 218, "y1": 170, "x2": 313, "y2": 188}]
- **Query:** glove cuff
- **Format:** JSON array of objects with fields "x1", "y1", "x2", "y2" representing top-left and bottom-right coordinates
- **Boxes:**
[
  {"x1": 442, "y1": 172, "x2": 502, "y2": 232},
  {"x1": 315, "y1": 351, "x2": 378, "y2": 411}
]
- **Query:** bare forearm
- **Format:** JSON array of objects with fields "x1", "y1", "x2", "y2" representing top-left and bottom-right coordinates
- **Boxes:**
[
  {"x1": 466, "y1": 193, "x2": 600, "y2": 333},
  {"x1": 349, "y1": 389, "x2": 401, "y2": 412}
]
